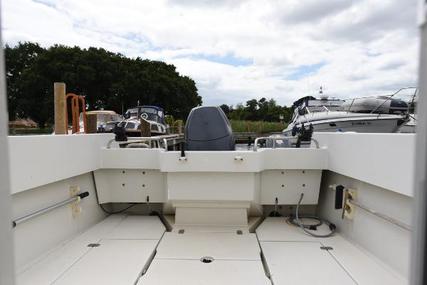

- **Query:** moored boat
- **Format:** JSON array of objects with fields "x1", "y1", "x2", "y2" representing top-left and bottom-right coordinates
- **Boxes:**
[{"x1": 283, "y1": 88, "x2": 411, "y2": 136}]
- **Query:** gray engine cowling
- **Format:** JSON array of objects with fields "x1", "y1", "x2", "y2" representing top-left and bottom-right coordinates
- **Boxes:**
[{"x1": 185, "y1": 106, "x2": 235, "y2": 151}]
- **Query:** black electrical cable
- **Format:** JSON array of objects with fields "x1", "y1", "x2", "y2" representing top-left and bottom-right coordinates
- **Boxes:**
[
  {"x1": 90, "y1": 171, "x2": 137, "y2": 215},
  {"x1": 99, "y1": 203, "x2": 137, "y2": 215}
]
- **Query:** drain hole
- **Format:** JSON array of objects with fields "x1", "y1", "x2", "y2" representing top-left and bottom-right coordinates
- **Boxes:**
[
  {"x1": 236, "y1": 230, "x2": 243, "y2": 235},
  {"x1": 87, "y1": 243, "x2": 100, "y2": 248},
  {"x1": 200, "y1": 256, "x2": 214, "y2": 263},
  {"x1": 178, "y1": 229, "x2": 185, "y2": 234}
]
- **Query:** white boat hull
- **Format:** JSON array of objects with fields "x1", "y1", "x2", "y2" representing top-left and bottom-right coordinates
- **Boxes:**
[
  {"x1": 283, "y1": 117, "x2": 401, "y2": 136},
  {"x1": 284, "y1": 112, "x2": 406, "y2": 136}
]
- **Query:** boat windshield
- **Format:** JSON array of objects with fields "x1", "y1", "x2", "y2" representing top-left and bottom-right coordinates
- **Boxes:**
[
  {"x1": 125, "y1": 108, "x2": 139, "y2": 118},
  {"x1": 305, "y1": 99, "x2": 344, "y2": 112},
  {"x1": 139, "y1": 107, "x2": 163, "y2": 123},
  {"x1": 124, "y1": 107, "x2": 164, "y2": 123}
]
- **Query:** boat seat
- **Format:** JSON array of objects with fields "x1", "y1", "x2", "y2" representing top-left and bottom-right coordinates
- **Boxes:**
[
  {"x1": 256, "y1": 217, "x2": 406, "y2": 285},
  {"x1": 16, "y1": 215, "x2": 165, "y2": 285}
]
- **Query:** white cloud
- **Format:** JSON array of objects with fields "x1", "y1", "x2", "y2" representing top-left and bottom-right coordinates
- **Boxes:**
[{"x1": 2, "y1": 0, "x2": 419, "y2": 106}]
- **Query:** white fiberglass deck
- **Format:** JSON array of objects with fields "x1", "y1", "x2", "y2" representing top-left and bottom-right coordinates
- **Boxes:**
[
  {"x1": 16, "y1": 215, "x2": 165, "y2": 285},
  {"x1": 139, "y1": 231, "x2": 270, "y2": 285},
  {"x1": 257, "y1": 218, "x2": 406, "y2": 285},
  {"x1": 17, "y1": 215, "x2": 406, "y2": 285}
]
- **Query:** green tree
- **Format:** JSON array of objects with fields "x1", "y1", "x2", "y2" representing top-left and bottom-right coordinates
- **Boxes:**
[
  {"x1": 219, "y1": 104, "x2": 231, "y2": 115},
  {"x1": 5, "y1": 42, "x2": 202, "y2": 127},
  {"x1": 226, "y1": 98, "x2": 293, "y2": 123},
  {"x1": 5, "y1": 42, "x2": 45, "y2": 120}
]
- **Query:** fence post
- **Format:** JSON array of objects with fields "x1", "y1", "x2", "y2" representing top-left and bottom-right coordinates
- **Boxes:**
[{"x1": 54, "y1": 82, "x2": 67, "y2": 134}]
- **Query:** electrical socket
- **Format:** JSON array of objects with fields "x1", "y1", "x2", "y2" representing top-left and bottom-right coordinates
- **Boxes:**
[
  {"x1": 343, "y1": 188, "x2": 357, "y2": 220},
  {"x1": 69, "y1": 185, "x2": 82, "y2": 218},
  {"x1": 69, "y1": 185, "x2": 80, "y2": 196}
]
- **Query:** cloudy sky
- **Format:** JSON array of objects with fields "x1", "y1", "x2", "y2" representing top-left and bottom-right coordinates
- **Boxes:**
[{"x1": 2, "y1": 0, "x2": 420, "y2": 106}]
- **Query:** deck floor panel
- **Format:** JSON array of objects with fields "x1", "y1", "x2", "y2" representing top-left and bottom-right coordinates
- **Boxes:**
[
  {"x1": 156, "y1": 232, "x2": 261, "y2": 261},
  {"x1": 137, "y1": 259, "x2": 271, "y2": 285},
  {"x1": 53, "y1": 239, "x2": 158, "y2": 285},
  {"x1": 261, "y1": 241, "x2": 356, "y2": 285},
  {"x1": 16, "y1": 214, "x2": 126, "y2": 285},
  {"x1": 16, "y1": 215, "x2": 165, "y2": 285},
  {"x1": 257, "y1": 217, "x2": 406, "y2": 285},
  {"x1": 325, "y1": 237, "x2": 406, "y2": 285}
]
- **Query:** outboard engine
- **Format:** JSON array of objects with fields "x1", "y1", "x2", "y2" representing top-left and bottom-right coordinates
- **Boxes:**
[{"x1": 185, "y1": 106, "x2": 235, "y2": 151}]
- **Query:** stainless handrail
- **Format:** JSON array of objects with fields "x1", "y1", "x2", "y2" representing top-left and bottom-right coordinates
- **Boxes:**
[
  {"x1": 311, "y1": 138, "x2": 319, "y2": 148},
  {"x1": 370, "y1": 86, "x2": 418, "y2": 114},
  {"x1": 12, "y1": 192, "x2": 89, "y2": 228},
  {"x1": 106, "y1": 134, "x2": 182, "y2": 149},
  {"x1": 253, "y1": 136, "x2": 272, "y2": 151},
  {"x1": 347, "y1": 98, "x2": 355, "y2": 113},
  {"x1": 348, "y1": 198, "x2": 412, "y2": 231},
  {"x1": 322, "y1": 106, "x2": 330, "y2": 112},
  {"x1": 253, "y1": 136, "x2": 320, "y2": 151},
  {"x1": 163, "y1": 138, "x2": 168, "y2": 151}
]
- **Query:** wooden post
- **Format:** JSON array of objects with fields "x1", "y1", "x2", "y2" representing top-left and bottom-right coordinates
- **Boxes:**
[
  {"x1": 140, "y1": 119, "x2": 151, "y2": 137},
  {"x1": 86, "y1": 114, "x2": 98, "y2": 133},
  {"x1": 54, "y1": 82, "x2": 67, "y2": 134}
]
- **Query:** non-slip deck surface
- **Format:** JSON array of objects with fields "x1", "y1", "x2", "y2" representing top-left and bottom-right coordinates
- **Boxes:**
[
  {"x1": 257, "y1": 217, "x2": 406, "y2": 285},
  {"x1": 17, "y1": 215, "x2": 407, "y2": 285},
  {"x1": 138, "y1": 231, "x2": 270, "y2": 285},
  {"x1": 156, "y1": 231, "x2": 260, "y2": 260},
  {"x1": 17, "y1": 215, "x2": 165, "y2": 285},
  {"x1": 138, "y1": 259, "x2": 270, "y2": 285},
  {"x1": 54, "y1": 239, "x2": 158, "y2": 285}
]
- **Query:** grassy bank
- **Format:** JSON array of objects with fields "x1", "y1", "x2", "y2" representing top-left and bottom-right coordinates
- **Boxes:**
[{"x1": 230, "y1": 120, "x2": 286, "y2": 134}]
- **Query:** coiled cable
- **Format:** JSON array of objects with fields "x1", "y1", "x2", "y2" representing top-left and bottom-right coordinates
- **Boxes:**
[{"x1": 288, "y1": 193, "x2": 336, "y2": 238}]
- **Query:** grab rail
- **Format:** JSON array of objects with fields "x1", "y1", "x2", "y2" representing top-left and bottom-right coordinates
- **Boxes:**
[
  {"x1": 12, "y1": 192, "x2": 89, "y2": 228},
  {"x1": 370, "y1": 87, "x2": 417, "y2": 114},
  {"x1": 106, "y1": 134, "x2": 183, "y2": 149},
  {"x1": 348, "y1": 198, "x2": 412, "y2": 231},
  {"x1": 253, "y1": 136, "x2": 319, "y2": 151}
]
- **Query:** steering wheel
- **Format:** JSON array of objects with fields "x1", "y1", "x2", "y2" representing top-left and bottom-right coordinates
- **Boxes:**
[{"x1": 140, "y1": 112, "x2": 148, "y2": 120}]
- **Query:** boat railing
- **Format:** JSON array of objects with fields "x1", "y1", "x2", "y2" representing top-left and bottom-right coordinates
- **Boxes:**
[
  {"x1": 302, "y1": 106, "x2": 312, "y2": 125},
  {"x1": 106, "y1": 134, "x2": 184, "y2": 150},
  {"x1": 346, "y1": 98, "x2": 356, "y2": 113},
  {"x1": 370, "y1": 86, "x2": 418, "y2": 114},
  {"x1": 253, "y1": 136, "x2": 319, "y2": 151}
]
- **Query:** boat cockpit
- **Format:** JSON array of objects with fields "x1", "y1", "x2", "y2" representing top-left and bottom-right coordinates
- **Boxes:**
[{"x1": 7, "y1": 105, "x2": 412, "y2": 285}]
